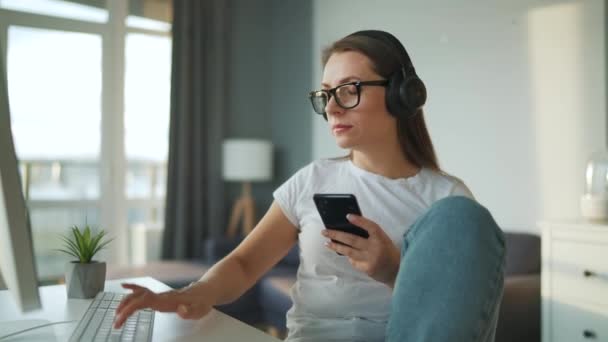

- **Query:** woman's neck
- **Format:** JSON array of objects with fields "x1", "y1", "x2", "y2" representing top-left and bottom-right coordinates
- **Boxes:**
[{"x1": 351, "y1": 147, "x2": 420, "y2": 180}]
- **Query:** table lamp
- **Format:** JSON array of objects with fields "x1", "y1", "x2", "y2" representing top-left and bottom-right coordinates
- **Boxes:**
[{"x1": 223, "y1": 139, "x2": 273, "y2": 237}]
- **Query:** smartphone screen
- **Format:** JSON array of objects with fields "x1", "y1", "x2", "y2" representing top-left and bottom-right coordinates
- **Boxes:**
[{"x1": 313, "y1": 193, "x2": 369, "y2": 239}]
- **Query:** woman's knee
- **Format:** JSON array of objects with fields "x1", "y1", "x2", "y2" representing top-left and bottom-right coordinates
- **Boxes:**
[
  {"x1": 405, "y1": 196, "x2": 505, "y2": 249},
  {"x1": 432, "y1": 196, "x2": 490, "y2": 220}
]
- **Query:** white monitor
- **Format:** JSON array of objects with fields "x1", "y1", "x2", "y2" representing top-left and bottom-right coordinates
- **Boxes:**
[{"x1": 0, "y1": 49, "x2": 41, "y2": 312}]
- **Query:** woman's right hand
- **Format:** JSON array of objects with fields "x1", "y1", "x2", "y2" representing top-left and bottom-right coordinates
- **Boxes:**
[{"x1": 113, "y1": 283, "x2": 213, "y2": 329}]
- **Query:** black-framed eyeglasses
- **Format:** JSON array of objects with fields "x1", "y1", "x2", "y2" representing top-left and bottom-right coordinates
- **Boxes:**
[{"x1": 308, "y1": 80, "x2": 389, "y2": 115}]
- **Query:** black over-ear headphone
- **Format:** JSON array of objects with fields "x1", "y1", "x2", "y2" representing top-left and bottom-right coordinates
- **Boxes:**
[{"x1": 348, "y1": 30, "x2": 427, "y2": 119}]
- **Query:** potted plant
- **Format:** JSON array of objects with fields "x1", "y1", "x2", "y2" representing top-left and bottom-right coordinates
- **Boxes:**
[{"x1": 57, "y1": 224, "x2": 112, "y2": 299}]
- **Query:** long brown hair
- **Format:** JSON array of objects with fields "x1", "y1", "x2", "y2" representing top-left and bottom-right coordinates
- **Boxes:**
[{"x1": 321, "y1": 33, "x2": 440, "y2": 171}]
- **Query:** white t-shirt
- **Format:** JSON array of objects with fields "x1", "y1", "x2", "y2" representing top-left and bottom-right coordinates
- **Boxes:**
[{"x1": 273, "y1": 158, "x2": 473, "y2": 342}]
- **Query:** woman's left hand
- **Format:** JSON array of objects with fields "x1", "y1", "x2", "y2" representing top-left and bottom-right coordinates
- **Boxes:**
[{"x1": 322, "y1": 214, "x2": 401, "y2": 288}]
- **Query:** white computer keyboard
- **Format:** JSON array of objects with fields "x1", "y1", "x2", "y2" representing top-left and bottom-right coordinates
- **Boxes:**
[{"x1": 69, "y1": 292, "x2": 154, "y2": 342}]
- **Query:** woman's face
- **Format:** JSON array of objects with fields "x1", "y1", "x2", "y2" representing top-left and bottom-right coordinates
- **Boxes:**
[{"x1": 322, "y1": 51, "x2": 397, "y2": 150}]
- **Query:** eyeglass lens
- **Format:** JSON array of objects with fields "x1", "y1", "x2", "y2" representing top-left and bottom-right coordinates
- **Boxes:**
[
  {"x1": 310, "y1": 83, "x2": 359, "y2": 114},
  {"x1": 311, "y1": 91, "x2": 328, "y2": 114}
]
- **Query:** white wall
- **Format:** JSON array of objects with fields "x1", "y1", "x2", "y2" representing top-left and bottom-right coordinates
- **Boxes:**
[{"x1": 311, "y1": 0, "x2": 606, "y2": 232}]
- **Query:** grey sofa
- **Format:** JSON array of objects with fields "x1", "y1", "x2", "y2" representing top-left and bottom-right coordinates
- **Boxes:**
[
  {"x1": 496, "y1": 232, "x2": 541, "y2": 342},
  {"x1": 202, "y1": 232, "x2": 540, "y2": 341}
]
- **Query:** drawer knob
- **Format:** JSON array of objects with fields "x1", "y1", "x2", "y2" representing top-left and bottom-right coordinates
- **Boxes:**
[
  {"x1": 583, "y1": 270, "x2": 597, "y2": 277},
  {"x1": 583, "y1": 329, "x2": 597, "y2": 339}
]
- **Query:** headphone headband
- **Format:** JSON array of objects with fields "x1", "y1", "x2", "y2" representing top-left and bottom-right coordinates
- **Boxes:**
[
  {"x1": 347, "y1": 30, "x2": 415, "y2": 73},
  {"x1": 344, "y1": 29, "x2": 427, "y2": 119}
]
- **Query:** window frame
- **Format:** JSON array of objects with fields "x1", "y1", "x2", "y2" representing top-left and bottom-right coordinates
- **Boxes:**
[{"x1": 0, "y1": 0, "x2": 171, "y2": 274}]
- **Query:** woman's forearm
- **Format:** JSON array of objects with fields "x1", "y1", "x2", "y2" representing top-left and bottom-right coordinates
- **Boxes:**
[
  {"x1": 181, "y1": 202, "x2": 298, "y2": 307},
  {"x1": 183, "y1": 255, "x2": 255, "y2": 306}
]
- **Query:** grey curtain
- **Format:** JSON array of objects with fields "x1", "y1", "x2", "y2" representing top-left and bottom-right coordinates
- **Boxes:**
[{"x1": 162, "y1": 0, "x2": 229, "y2": 260}]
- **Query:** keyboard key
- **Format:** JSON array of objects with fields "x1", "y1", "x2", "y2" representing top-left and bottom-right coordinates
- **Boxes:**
[
  {"x1": 68, "y1": 306, "x2": 96, "y2": 341},
  {"x1": 69, "y1": 292, "x2": 154, "y2": 342},
  {"x1": 99, "y1": 300, "x2": 112, "y2": 309},
  {"x1": 134, "y1": 322, "x2": 151, "y2": 342},
  {"x1": 80, "y1": 311, "x2": 106, "y2": 340},
  {"x1": 109, "y1": 333, "x2": 122, "y2": 342}
]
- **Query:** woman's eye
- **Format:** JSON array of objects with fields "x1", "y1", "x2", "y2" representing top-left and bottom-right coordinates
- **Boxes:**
[{"x1": 339, "y1": 85, "x2": 357, "y2": 96}]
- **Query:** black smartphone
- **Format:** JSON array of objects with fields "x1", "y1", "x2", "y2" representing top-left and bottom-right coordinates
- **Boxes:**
[{"x1": 313, "y1": 193, "x2": 369, "y2": 240}]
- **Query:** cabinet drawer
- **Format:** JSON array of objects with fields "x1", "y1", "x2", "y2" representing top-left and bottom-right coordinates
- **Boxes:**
[
  {"x1": 551, "y1": 240, "x2": 608, "y2": 306},
  {"x1": 550, "y1": 300, "x2": 608, "y2": 342}
]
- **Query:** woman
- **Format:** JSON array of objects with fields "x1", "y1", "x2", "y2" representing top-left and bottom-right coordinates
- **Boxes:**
[{"x1": 114, "y1": 30, "x2": 505, "y2": 342}]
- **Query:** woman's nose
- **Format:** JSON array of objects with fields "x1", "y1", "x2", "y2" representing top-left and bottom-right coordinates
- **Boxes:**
[{"x1": 325, "y1": 95, "x2": 344, "y2": 117}]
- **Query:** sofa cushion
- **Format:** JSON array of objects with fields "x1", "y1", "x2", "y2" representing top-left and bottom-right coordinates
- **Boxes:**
[
  {"x1": 265, "y1": 276, "x2": 295, "y2": 296},
  {"x1": 504, "y1": 232, "x2": 540, "y2": 276},
  {"x1": 259, "y1": 271, "x2": 296, "y2": 330},
  {"x1": 496, "y1": 274, "x2": 540, "y2": 342},
  {"x1": 278, "y1": 244, "x2": 300, "y2": 267},
  {"x1": 204, "y1": 237, "x2": 242, "y2": 263},
  {"x1": 215, "y1": 284, "x2": 263, "y2": 325},
  {"x1": 260, "y1": 272, "x2": 296, "y2": 310}
]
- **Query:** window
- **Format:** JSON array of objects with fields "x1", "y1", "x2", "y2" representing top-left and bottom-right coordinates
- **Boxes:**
[
  {"x1": 0, "y1": 0, "x2": 108, "y2": 22},
  {"x1": 0, "y1": 0, "x2": 172, "y2": 283}
]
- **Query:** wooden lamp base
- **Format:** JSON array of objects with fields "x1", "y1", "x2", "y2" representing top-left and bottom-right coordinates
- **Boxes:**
[{"x1": 226, "y1": 182, "x2": 256, "y2": 238}]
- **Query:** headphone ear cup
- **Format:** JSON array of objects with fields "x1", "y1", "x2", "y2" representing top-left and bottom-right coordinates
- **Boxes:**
[
  {"x1": 400, "y1": 75, "x2": 427, "y2": 112},
  {"x1": 385, "y1": 71, "x2": 407, "y2": 117}
]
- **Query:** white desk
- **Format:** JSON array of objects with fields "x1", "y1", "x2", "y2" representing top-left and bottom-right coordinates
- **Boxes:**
[{"x1": 0, "y1": 277, "x2": 280, "y2": 341}]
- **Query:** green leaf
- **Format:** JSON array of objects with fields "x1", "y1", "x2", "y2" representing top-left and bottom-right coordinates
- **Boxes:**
[
  {"x1": 58, "y1": 224, "x2": 111, "y2": 264},
  {"x1": 62, "y1": 242, "x2": 80, "y2": 257},
  {"x1": 60, "y1": 233, "x2": 81, "y2": 260},
  {"x1": 73, "y1": 227, "x2": 87, "y2": 263},
  {"x1": 89, "y1": 231, "x2": 104, "y2": 257},
  {"x1": 76, "y1": 228, "x2": 88, "y2": 263},
  {"x1": 87, "y1": 229, "x2": 102, "y2": 261},
  {"x1": 60, "y1": 235, "x2": 80, "y2": 252},
  {"x1": 54, "y1": 248, "x2": 79, "y2": 260},
  {"x1": 84, "y1": 225, "x2": 91, "y2": 245},
  {"x1": 91, "y1": 238, "x2": 113, "y2": 257}
]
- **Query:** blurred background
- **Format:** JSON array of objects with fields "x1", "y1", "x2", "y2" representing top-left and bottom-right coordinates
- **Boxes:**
[{"x1": 0, "y1": 0, "x2": 605, "y2": 287}]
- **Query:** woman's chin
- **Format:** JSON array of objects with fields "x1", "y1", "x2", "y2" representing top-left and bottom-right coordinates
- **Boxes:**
[{"x1": 334, "y1": 136, "x2": 354, "y2": 149}]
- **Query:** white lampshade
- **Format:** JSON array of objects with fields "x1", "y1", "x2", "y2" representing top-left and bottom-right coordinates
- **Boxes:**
[{"x1": 222, "y1": 139, "x2": 273, "y2": 181}]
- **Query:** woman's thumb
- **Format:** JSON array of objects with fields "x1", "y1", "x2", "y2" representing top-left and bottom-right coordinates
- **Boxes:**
[
  {"x1": 177, "y1": 303, "x2": 210, "y2": 319},
  {"x1": 177, "y1": 304, "x2": 189, "y2": 318}
]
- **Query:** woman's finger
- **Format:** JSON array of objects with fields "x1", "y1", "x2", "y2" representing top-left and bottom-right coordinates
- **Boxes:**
[
  {"x1": 322, "y1": 229, "x2": 365, "y2": 249},
  {"x1": 176, "y1": 304, "x2": 189, "y2": 319},
  {"x1": 116, "y1": 292, "x2": 138, "y2": 314},
  {"x1": 116, "y1": 288, "x2": 147, "y2": 314},
  {"x1": 121, "y1": 283, "x2": 146, "y2": 293},
  {"x1": 346, "y1": 214, "x2": 379, "y2": 235},
  {"x1": 116, "y1": 285, "x2": 147, "y2": 313},
  {"x1": 114, "y1": 294, "x2": 150, "y2": 329},
  {"x1": 325, "y1": 240, "x2": 365, "y2": 259},
  {"x1": 176, "y1": 302, "x2": 212, "y2": 320}
]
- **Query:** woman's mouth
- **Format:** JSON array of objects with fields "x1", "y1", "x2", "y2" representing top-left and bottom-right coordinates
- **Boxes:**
[{"x1": 332, "y1": 124, "x2": 352, "y2": 134}]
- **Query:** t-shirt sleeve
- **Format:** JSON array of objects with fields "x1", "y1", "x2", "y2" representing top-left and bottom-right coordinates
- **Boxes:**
[
  {"x1": 450, "y1": 180, "x2": 475, "y2": 200},
  {"x1": 272, "y1": 164, "x2": 312, "y2": 230}
]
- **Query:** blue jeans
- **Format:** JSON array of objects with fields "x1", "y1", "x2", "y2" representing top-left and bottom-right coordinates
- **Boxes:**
[{"x1": 386, "y1": 196, "x2": 506, "y2": 342}]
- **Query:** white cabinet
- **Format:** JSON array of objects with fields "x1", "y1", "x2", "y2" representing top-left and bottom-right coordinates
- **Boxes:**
[
  {"x1": 541, "y1": 221, "x2": 608, "y2": 342},
  {"x1": 130, "y1": 223, "x2": 163, "y2": 265}
]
